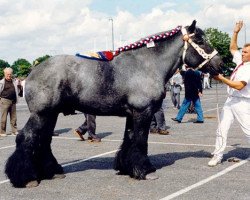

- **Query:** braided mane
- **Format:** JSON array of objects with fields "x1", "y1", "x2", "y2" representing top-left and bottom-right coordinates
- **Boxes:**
[{"x1": 115, "y1": 25, "x2": 182, "y2": 55}]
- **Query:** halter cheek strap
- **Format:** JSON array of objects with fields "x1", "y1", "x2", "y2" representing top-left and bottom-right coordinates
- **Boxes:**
[{"x1": 181, "y1": 27, "x2": 218, "y2": 70}]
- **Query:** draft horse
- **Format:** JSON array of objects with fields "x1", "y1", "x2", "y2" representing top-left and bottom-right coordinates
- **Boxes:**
[{"x1": 5, "y1": 20, "x2": 223, "y2": 187}]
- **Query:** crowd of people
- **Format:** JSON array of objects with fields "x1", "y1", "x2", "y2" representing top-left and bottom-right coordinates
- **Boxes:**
[{"x1": 0, "y1": 20, "x2": 249, "y2": 167}]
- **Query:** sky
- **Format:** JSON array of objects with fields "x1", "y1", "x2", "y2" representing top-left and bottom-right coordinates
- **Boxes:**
[{"x1": 0, "y1": 0, "x2": 249, "y2": 64}]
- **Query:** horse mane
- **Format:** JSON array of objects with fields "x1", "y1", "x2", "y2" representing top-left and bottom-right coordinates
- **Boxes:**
[{"x1": 114, "y1": 26, "x2": 182, "y2": 55}]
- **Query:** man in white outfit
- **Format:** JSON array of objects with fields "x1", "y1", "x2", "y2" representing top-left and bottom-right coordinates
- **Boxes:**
[
  {"x1": 208, "y1": 20, "x2": 250, "y2": 166},
  {"x1": 203, "y1": 72, "x2": 210, "y2": 89}
]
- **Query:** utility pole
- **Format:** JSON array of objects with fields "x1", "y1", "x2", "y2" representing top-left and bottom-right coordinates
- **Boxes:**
[
  {"x1": 109, "y1": 18, "x2": 114, "y2": 51},
  {"x1": 244, "y1": 23, "x2": 247, "y2": 44}
]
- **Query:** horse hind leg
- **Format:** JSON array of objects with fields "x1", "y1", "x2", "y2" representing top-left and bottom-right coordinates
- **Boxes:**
[
  {"x1": 114, "y1": 112, "x2": 157, "y2": 180},
  {"x1": 5, "y1": 112, "x2": 63, "y2": 188}
]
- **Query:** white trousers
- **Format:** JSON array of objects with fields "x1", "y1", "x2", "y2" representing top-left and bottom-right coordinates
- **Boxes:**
[
  {"x1": 203, "y1": 78, "x2": 210, "y2": 89},
  {"x1": 213, "y1": 96, "x2": 250, "y2": 158}
]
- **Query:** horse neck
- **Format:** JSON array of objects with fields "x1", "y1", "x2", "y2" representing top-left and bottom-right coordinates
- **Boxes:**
[{"x1": 134, "y1": 32, "x2": 184, "y2": 82}]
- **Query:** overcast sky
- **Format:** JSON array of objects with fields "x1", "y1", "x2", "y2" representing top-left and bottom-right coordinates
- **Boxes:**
[{"x1": 0, "y1": 0, "x2": 249, "y2": 64}]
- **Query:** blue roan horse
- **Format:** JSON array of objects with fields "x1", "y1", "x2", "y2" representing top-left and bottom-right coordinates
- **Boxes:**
[{"x1": 5, "y1": 20, "x2": 223, "y2": 187}]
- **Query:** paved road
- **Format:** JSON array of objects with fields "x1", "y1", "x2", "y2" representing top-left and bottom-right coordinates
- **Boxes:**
[{"x1": 0, "y1": 84, "x2": 249, "y2": 200}]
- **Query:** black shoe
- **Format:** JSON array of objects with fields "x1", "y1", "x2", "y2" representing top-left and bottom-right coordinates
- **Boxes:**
[
  {"x1": 171, "y1": 118, "x2": 181, "y2": 123},
  {"x1": 158, "y1": 130, "x2": 170, "y2": 135},
  {"x1": 193, "y1": 121, "x2": 204, "y2": 123},
  {"x1": 150, "y1": 128, "x2": 159, "y2": 134},
  {"x1": 74, "y1": 130, "x2": 85, "y2": 141},
  {"x1": 88, "y1": 134, "x2": 101, "y2": 142}
]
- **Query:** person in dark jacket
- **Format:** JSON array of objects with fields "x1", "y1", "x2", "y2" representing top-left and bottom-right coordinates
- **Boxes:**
[
  {"x1": 172, "y1": 66, "x2": 204, "y2": 123},
  {"x1": 150, "y1": 106, "x2": 169, "y2": 135}
]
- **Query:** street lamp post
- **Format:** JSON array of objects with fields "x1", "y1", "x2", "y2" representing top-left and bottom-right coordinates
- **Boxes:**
[
  {"x1": 109, "y1": 18, "x2": 114, "y2": 51},
  {"x1": 244, "y1": 23, "x2": 247, "y2": 44}
]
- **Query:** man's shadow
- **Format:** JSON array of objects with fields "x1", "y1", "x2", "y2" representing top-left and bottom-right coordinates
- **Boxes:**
[
  {"x1": 54, "y1": 128, "x2": 72, "y2": 135},
  {"x1": 62, "y1": 150, "x2": 211, "y2": 174},
  {"x1": 222, "y1": 147, "x2": 250, "y2": 162},
  {"x1": 96, "y1": 132, "x2": 113, "y2": 139}
]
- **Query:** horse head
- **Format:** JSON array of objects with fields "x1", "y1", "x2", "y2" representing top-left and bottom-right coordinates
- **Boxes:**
[{"x1": 181, "y1": 20, "x2": 223, "y2": 75}]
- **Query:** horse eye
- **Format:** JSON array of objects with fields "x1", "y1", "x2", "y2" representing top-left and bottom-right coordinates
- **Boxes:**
[{"x1": 194, "y1": 39, "x2": 204, "y2": 45}]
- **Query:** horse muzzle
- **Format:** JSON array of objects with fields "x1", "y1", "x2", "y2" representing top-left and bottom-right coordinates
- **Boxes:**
[{"x1": 207, "y1": 56, "x2": 224, "y2": 76}]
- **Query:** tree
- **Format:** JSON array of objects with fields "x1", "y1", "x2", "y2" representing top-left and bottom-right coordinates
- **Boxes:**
[
  {"x1": 11, "y1": 58, "x2": 31, "y2": 77},
  {"x1": 17, "y1": 65, "x2": 32, "y2": 77},
  {"x1": 0, "y1": 59, "x2": 11, "y2": 79},
  {"x1": 33, "y1": 55, "x2": 51, "y2": 66},
  {"x1": 204, "y1": 28, "x2": 235, "y2": 76}
]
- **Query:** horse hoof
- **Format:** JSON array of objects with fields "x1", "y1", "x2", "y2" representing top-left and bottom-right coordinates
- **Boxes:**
[
  {"x1": 52, "y1": 174, "x2": 66, "y2": 179},
  {"x1": 25, "y1": 180, "x2": 39, "y2": 188},
  {"x1": 145, "y1": 172, "x2": 159, "y2": 180}
]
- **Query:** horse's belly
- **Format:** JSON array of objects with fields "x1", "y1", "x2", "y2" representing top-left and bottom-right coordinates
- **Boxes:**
[{"x1": 77, "y1": 101, "x2": 130, "y2": 117}]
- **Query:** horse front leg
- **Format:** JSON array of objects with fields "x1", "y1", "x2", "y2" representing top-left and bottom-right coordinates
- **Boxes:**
[
  {"x1": 35, "y1": 113, "x2": 64, "y2": 181},
  {"x1": 5, "y1": 112, "x2": 63, "y2": 188},
  {"x1": 114, "y1": 115, "x2": 134, "y2": 174},
  {"x1": 114, "y1": 110, "x2": 157, "y2": 180}
]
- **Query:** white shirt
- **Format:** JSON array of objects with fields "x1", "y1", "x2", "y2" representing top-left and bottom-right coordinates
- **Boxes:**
[
  {"x1": 172, "y1": 72, "x2": 182, "y2": 85},
  {"x1": 203, "y1": 73, "x2": 210, "y2": 79},
  {"x1": 227, "y1": 51, "x2": 250, "y2": 98}
]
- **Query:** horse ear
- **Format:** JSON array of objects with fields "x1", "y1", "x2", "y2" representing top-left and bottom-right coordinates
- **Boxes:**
[{"x1": 188, "y1": 20, "x2": 197, "y2": 33}]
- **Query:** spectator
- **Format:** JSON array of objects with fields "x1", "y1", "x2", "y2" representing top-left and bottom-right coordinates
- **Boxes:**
[
  {"x1": 74, "y1": 114, "x2": 101, "y2": 142},
  {"x1": 0, "y1": 68, "x2": 21, "y2": 137},
  {"x1": 208, "y1": 20, "x2": 250, "y2": 167},
  {"x1": 171, "y1": 66, "x2": 204, "y2": 123},
  {"x1": 150, "y1": 106, "x2": 169, "y2": 135},
  {"x1": 171, "y1": 70, "x2": 182, "y2": 109},
  {"x1": 203, "y1": 72, "x2": 210, "y2": 89}
]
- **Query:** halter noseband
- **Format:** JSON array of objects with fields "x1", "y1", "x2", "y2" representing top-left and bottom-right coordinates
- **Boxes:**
[{"x1": 181, "y1": 27, "x2": 218, "y2": 70}]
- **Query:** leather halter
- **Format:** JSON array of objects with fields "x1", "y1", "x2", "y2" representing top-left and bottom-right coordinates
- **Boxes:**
[{"x1": 181, "y1": 27, "x2": 218, "y2": 70}]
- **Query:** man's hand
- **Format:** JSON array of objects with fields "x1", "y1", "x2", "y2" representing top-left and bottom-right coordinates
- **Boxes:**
[
  {"x1": 213, "y1": 74, "x2": 247, "y2": 90},
  {"x1": 234, "y1": 20, "x2": 243, "y2": 33},
  {"x1": 230, "y1": 21, "x2": 243, "y2": 55},
  {"x1": 198, "y1": 92, "x2": 203, "y2": 97}
]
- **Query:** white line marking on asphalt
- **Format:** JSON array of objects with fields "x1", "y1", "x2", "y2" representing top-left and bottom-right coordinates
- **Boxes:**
[
  {"x1": 52, "y1": 137, "x2": 239, "y2": 149},
  {"x1": 0, "y1": 180, "x2": 9, "y2": 184},
  {"x1": 1, "y1": 136, "x2": 236, "y2": 150},
  {"x1": 62, "y1": 149, "x2": 117, "y2": 167},
  {"x1": 17, "y1": 108, "x2": 29, "y2": 111},
  {"x1": 159, "y1": 159, "x2": 249, "y2": 200},
  {"x1": 201, "y1": 97, "x2": 220, "y2": 102},
  {"x1": 16, "y1": 103, "x2": 27, "y2": 106},
  {"x1": 148, "y1": 141, "x2": 233, "y2": 148},
  {"x1": 0, "y1": 145, "x2": 15, "y2": 150},
  {"x1": 203, "y1": 107, "x2": 222, "y2": 113}
]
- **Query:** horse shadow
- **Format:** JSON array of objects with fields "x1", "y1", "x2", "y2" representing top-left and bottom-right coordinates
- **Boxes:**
[
  {"x1": 62, "y1": 150, "x2": 211, "y2": 174},
  {"x1": 54, "y1": 128, "x2": 72, "y2": 135},
  {"x1": 151, "y1": 150, "x2": 211, "y2": 169}
]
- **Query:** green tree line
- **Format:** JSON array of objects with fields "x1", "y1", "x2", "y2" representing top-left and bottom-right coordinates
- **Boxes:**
[
  {"x1": 204, "y1": 28, "x2": 235, "y2": 76},
  {"x1": 0, "y1": 55, "x2": 51, "y2": 79}
]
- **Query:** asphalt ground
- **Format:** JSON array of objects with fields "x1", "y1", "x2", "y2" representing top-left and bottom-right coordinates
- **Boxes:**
[{"x1": 0, "y1": 84, "x2": 249, "y2": 200}]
